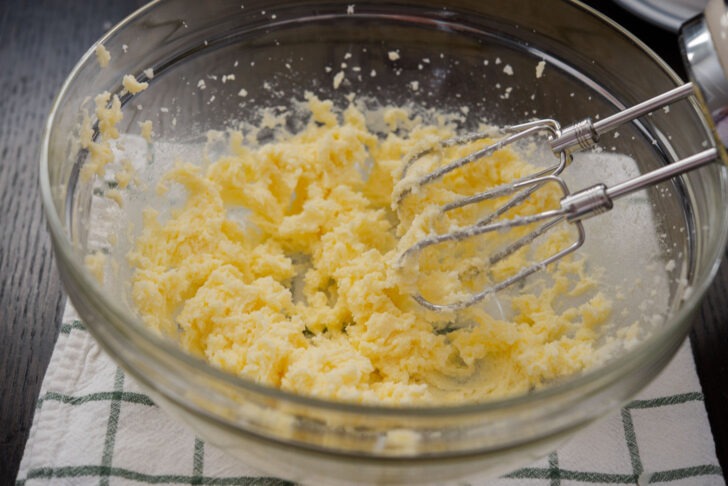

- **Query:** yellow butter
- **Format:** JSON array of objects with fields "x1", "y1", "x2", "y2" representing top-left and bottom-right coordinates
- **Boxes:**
[{"x1": 128, "y1": 97, "x2": 611, "y2": 405}]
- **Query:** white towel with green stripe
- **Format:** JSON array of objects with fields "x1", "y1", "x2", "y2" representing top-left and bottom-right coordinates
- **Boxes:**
[{"x1": 17, "y1": 305, "x2": 724, "y2": 485}]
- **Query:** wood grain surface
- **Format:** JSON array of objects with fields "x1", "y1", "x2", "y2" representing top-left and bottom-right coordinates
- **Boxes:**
[
  {"x1": 0, "y1": 1, "x2": 725, "y2": 483},
  {"x1": 0, "y1": 1, "x2": 143, "y2": 481}
]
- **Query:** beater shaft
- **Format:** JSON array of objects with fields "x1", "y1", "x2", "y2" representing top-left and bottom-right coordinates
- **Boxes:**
[
  {"x1": 551, "y1": 83, "x2": 695, "y2": 154},
  {"x1": 562, "y1": 147, "x2": 718, "y2": 222}
]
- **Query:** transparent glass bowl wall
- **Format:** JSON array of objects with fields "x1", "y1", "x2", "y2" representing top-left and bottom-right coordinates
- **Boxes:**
[{"x1": 42, "y1": 0, "x2": 728, "y2": 484}]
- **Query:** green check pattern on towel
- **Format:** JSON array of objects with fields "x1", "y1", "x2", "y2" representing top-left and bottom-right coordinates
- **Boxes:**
[{"x1": 17, "y1": 305, "x2": 725, "y2": 485}]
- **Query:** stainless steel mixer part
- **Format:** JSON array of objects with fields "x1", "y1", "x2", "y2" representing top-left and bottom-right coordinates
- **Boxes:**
[{"x1": 398, "y1": 0, "x2": 728, "y2": 312}]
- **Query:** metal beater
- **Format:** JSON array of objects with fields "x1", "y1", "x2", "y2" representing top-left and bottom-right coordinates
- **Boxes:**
[{"x1": 397, "y1": 0, "x2": 728, "y2": 312}]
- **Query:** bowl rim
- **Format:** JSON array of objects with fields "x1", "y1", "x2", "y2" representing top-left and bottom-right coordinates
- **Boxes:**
[{"x1": 40, "y1": 0, "x2": 728, "y2": 418}]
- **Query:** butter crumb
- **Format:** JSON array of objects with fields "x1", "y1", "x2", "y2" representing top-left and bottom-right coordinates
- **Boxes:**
[
  {"x1": 85, "y1": 252, "x2": 106, "y2": 283},
  {"x1": 139, "y1": 120, "x2": 154, "y2": 142},
  {"x1": 333, "y1": 71, "x2": 345, "y2": 89},
  {"x1": 95, "y1": 92, "x2": 123, "y2": 139},
  {"x1": 79, "y1": 92, "x2": 123, "y2": 181},
  {"x1": 106, "y1": 188, "x2": 124, "y2": 207},
  {"x1": 536, "y1": 60, "x2": 546, "y2": 78},
  {"x1": 123, "y1": 75, "x2": 149, "y2": 94},
  {"x1": 95, "y1": 44, "x2": 111, "y2": 68},
  {"x1": 388, "y1": 50, "x2": 400, "y2": 61},
  {"x1": 115, "y1": 159, "x2": 135, "y2": 189},
  {"x1": 79, "y1": 113, "x2": 93, "y2": 149},
  {"x1": 143, "y1": 68, "x2": 155, "y2": 79},
  {"x1": 155, "y1": 180, "x2": 169, "y2": 196}
]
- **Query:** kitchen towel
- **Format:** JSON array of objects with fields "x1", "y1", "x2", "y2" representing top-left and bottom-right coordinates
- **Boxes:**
[{"x1": 16, "y1": 304, "x2": 725, "y2": 485}]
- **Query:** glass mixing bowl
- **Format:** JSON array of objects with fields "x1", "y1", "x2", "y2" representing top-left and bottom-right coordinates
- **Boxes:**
[{"x1": 42, "y1": 0, "x2": 728, "y2": 483}]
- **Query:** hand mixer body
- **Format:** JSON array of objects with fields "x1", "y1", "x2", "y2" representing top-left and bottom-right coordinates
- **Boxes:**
[
  {"x1": 397, "y1": 0, "x2": 728, "y2": 312},
  {"x1": 684, "y1": 0, "x2": 728, "y2": 155}
]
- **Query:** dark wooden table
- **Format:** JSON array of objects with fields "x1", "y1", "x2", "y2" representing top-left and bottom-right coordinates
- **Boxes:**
[{"x1": 1, "y1": 1, "x2": 726, "y2": 483}]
